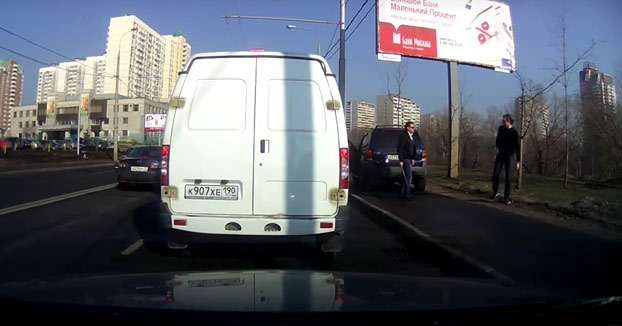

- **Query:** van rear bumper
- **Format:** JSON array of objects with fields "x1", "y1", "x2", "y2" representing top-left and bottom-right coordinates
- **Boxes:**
[{"x1": 159, "y1": 202, "x2": 348, "y2": 237}]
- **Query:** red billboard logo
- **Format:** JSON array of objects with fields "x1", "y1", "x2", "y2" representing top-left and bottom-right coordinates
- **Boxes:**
[{"x1": 379, "y1": 22, "x2": 438, "y2": 58}]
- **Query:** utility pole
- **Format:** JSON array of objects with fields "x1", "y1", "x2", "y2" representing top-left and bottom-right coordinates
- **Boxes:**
[
  {"x1": 113, "y1": 27, "x2": 137, "y2": 162},
  {"x1": 339, "y1": 0, "x2": 346, "y2": 105},
  {"x1": 447, "y1": 61, "x2": 460, "y2": 178}
]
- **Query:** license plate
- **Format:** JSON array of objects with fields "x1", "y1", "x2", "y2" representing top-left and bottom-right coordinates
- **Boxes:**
[
  {"x1": 187, "y1": 278, "x2": 243, "y2": 288},
  {"x1": 386, "y1": 155, "x2": 399, "y2": 161},
  {"x1": 185, "y1": 185, "x2": 239, "y2": 200},
  {"x1": 130, "y1": 166, "x2": 148, "y2": 172}
]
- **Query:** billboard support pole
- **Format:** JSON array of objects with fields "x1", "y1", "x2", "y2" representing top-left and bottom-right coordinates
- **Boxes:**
[{"x1": 447, "y1": 61, "x2": 460, "y2": 179}]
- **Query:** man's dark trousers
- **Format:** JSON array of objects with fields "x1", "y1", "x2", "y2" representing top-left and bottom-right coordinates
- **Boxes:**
[
  {"x1": 492, "y1": 153, "x2": 512, "y2": 200},
  {"x1": 401, "y1": 159, "x2": 412, "y2": 198}
]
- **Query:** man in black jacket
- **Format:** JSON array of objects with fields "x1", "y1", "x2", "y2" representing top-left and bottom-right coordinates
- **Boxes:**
[
  {"x1": 492, "y1": 114, "x2": 521, "y2": 204},
  {"x1": 397, "y1": 121, "x2": 415, "y2": 199}
]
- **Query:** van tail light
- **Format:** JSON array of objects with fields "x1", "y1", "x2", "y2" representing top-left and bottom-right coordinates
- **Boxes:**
[
  {"x1": 422, "y1": 149, "x2": 427, "y2": 159},
  {"x1": 161, "y1": 145, "x2": 170, "y2": 185},
  {"x1": 339, "y1": 148, "x2": 349, "y2": 189},
  {"x1": 365, "y1": 149, "x2": 373, "y2": 160}
]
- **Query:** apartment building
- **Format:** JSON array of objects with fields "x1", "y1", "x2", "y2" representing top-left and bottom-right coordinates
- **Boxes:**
[
  {"x1": 0, "y1": 60, "x2": 24, "y2": 135},
  {"x1": 376, "y1": 94, "x2": 421, "y2": 128},
  {"x1": 345, "y1": 100, "x2": 376, "y2": 130}
]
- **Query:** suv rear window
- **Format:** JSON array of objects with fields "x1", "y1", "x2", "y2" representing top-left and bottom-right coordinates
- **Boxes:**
[{"x1": 370, "y1": 129, "x2": 402, "y2": 152}]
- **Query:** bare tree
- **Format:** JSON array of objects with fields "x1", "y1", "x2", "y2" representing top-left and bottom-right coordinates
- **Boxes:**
[
  {"x1": 513, "y1": 37, "x2": 594, "y2": 189},
  {"x1": 395, "y1": 61, "x2": 408, "y2": 126}
]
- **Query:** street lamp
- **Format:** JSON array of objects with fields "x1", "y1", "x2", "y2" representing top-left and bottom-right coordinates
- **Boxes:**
[
  {"x1": 113, "y1": 26, "x2": 138, "y2": 162},
  {"x1": 286, "y1": 25, "x2": 321, "y2": 55}
]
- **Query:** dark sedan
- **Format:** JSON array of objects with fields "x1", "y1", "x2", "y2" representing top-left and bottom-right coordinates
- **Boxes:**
[{"x1": 115, "y1": 146, "x2": 161, "y2": 189}]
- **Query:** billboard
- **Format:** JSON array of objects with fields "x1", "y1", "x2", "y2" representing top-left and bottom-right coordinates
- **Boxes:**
[
  {"x1": 46, "y1": 96, "x2": 55, "y2": 118},
  {"x1": 377, "y1": 0, "x2": 515, "y2": 71},
  {"x1": 79, "y1": 94, "x2": 89, "y2": 116},
  {"x1": 145, "y1": 114, "x2": 166, "y2": 131}
]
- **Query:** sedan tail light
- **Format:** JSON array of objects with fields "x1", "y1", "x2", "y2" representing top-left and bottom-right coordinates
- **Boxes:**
[
  {"x1": 161, "y1": 145, "x2": 170, "y2": 185},
  {"x1": 365, "y1": 149, "x2": 373, "y2": 160},
  {"x1": 118, "y1": 162, "x2": 129, "y2": 168},
  {"x1": 150, "y1": 162, "x2": 159, "y2": 169},
  {"x1": 422, "y1": 149, "x2": 427, "y2": 159}
]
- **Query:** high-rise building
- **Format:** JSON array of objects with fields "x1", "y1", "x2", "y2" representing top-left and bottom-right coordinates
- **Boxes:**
[
  {"x1": 345, "y1": 100, "x2": 376, "y2": 130},
  {"x1": 376, "y1": 94, "x2": 421, "y2": 128},
  {"x1": 0, "y1": 60, "x2": 24, "y2": 135},
  {"x1": 162, "y1": 33, "x2": 191, "y2": 101},
  {"x1": 36, "y1": 66, "x2": 59, "y2": 103},
  {"x1": 103, "y1": 15, "x2": 190, "y2": 101},
  {"x1": 580, "y1": 63, "x2": 616, "y2": 111},
  {"x1": 515, "y1": 96, "x2": 549, "y2": 138},
  {"x1": 579, "y1": 63, "x2": 617, "y2": 179},
  {"x1": 36, "y1": 55, "x2": 106, "y2": 103}
]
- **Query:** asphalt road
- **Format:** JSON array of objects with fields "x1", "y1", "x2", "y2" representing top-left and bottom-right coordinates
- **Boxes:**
[
  {"x1": 0, "y1": 166, "x2": 485, "y2": 285},
  {"x1": 1, "y1": 166, "x2": 620, "y2": 302}
]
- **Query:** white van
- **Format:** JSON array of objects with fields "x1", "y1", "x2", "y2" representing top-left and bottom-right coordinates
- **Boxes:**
[{"x1": 159, "y1": 52, "x2": 349, "y2": 252}]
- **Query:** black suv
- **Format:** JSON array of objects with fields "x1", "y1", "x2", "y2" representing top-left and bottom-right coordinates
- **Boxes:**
[{"x1": 355, "y1": 125, "x2": 427, "y2": 191}]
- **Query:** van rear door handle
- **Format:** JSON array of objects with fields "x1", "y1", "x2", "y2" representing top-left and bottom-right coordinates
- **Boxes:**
[{"x1": 260, "y1": 139, "x2": 270, "y2": 153}]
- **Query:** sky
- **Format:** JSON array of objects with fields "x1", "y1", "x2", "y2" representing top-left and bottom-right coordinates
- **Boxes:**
[{"x1": 1, "y1": 0, "x2": 621, "y2": 115}]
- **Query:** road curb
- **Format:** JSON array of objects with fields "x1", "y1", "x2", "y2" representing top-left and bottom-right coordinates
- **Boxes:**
[{"x1": 350, "y1": 193, "x2": 514, "y2": 283}]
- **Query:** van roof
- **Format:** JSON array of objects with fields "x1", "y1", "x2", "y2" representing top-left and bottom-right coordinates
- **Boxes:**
[{"x1": 185, "y1": 51, "x2": 332, "y2": 73}]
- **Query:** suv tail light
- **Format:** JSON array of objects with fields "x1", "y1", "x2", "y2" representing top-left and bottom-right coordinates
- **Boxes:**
[
  {"x1": 340, "y1": 148, "x2": 349, "y2": 189},
  {"x1": 161, "y1": 145, "x2": 170, "y2": 185},
  {"x1": 422, "y1": 149, "x2": 427, "y2": 159},
  {"x1": 365, "y1": 149, "x2": 373, "y2": 160}
]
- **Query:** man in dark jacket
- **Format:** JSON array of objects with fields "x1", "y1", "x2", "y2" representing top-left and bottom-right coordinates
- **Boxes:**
[
  {"x1": 397, "y1": 121, "x2": 415, "y2": 199},
  {"x1": 492, "y1": 114, "x2": 521, "y2": 204}
]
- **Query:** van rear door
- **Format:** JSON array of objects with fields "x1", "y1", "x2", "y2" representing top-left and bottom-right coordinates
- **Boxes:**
[
  {"x1": 168, "y1": 57, "x2": 256, "y2": 215},
  {"x1": 253, "y1": 57, "x2": 339, "y2": 216}
]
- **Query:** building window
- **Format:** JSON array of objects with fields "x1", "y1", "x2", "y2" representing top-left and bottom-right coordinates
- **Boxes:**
[
  {"x1": 26, "y1": 111, "x2": 30, "y2": 117},
  {"x1": 123, "y1": 117, "x2": 129, "y2": 124},
  {"x1": 133, "y1": 104, "x2": 139, "y2": 111},
  {"x1": 25, "y1": 122, "x2": 29, "y2": 127},
  {"x1": 33, "y1": 121, "x2": 37, "y2": 126},
  {"x1": 32, "y1": 110, "x2": 36, "y2": 116},
  {"x1": 19, "y1": 122, "x2": 22, "y2": 128},
  {"x1": 19, "y1": 111, "x2": 23, "y2": 117},
  {"x1": 123, "y1": 105, "x2": 129, "y2": 112},
  {"x1": 13, "y1": 112, "x2": 16, "y2": 118},
  {"x1": 122, "y1": 130, "x2": 128, "y2": 137}
]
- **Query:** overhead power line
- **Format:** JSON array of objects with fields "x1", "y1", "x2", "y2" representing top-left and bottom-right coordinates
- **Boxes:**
[
  {"x1": 0, "y1": 25, "x2": 120, "y2": 81},
  {"x1": 326, "y1": 2, "x2": 375, "y2": 60},
  {"x1": 324, "y1": 0, "x2": 371, "y2": 58}
]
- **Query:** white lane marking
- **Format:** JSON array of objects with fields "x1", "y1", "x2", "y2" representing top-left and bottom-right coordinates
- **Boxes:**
[
  {"x1": 121, "y1": 239, "x2": 144, "y2": 255},
  {"x1": 0, "y1": 183, "x2": 118, "y2": 216},
  {"x1": 351, "y1": 193, "x2": 514, "y2": 283},
  {"x1": 0, "y1": 163, "x2": 114, "y2": 176}
]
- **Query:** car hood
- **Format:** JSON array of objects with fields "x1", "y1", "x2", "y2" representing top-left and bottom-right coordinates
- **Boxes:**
[{"x1": 0, "y1": 270, "x2": 563, "y2": 312}]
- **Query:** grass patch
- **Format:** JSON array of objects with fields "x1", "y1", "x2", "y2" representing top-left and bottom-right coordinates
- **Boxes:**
[{"x1": 427, "y1": 165, "x2": 622, "y2": 228}]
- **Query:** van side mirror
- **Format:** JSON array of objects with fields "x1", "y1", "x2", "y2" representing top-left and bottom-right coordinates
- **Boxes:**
[{"x1": 326, "y1": 100, "x2": 341, "y2": 111}]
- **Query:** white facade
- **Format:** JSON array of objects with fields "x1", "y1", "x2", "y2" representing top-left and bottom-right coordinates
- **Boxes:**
[
  {"x1": 1, "y1": 60, "x2": 24, "y2": 134},
  {"x1": 376, "y1": 95, "x2": 421, "y2": 128},
  {"x1": 103, "y1": 15, "x2": 190, "y2": 101},
  {"x1": 345, "y1": 100, "x2": 376, "y2": 130},
  {"x1": 162, "y1": 34, "x2": 191, "y2": 101},
  {"x1": 9, "y1": 105, "x2": 38, "y2": 139},
  {"x1": 36, "y1": 55, "x2": 107, "y2": 103},
  {"x1": 36, "y1": 67, "x2": 59, "y2": 103}
]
